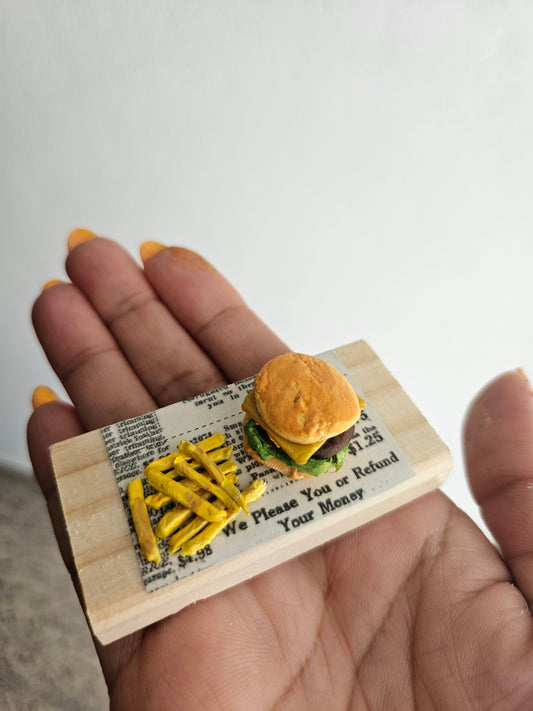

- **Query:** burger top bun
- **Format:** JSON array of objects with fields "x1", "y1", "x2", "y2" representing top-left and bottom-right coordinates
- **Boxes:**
[{"x1": 254, "y1": 352, "x2": 361, "y2": 445}]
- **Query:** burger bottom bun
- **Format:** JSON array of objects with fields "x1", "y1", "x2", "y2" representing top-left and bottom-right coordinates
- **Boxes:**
[{"x1": 241, "y1": 427, "x2": 314, "y2": 481}]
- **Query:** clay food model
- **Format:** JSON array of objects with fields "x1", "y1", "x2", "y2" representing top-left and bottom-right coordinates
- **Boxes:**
[{"x1": 242, "y1": 353, "x2": 364, "y2": 479}]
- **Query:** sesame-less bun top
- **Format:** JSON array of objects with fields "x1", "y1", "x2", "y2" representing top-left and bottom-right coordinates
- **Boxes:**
[{"x1": 253, "y1": 353, "x2": 361, "y2": 445}]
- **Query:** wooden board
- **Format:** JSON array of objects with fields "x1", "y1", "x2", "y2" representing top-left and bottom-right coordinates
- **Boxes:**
[{"x1": 50, "y1": 340, "x2": 452, "y2": 645}]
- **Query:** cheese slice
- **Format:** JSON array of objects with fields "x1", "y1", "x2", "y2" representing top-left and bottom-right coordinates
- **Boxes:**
[{"x1": 242, "y1": 391, "x2": 327, "y2": 465}]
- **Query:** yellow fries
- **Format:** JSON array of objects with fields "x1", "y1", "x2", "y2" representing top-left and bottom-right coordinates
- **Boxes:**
[
  {"x1": 144, "y1": 452, "x2": 177, "y2": 472},
  {"x1": 168, "y1": 513, "x2": 211, "y2": 554},
  {"x1": 153, "y1": 468, "x2": 240, "y2": 538},
  {"x1": 181, "y1": 480, "x2": 267, "y2": 556},
  {"x1": 126, "y1": 432, "x2": 266, "y2": 564},
  {"x1": 146, "y1": 470, "x2": 226, "y2": 523},
  {"x1": 174, "y1": 458, "x2": 238, "y2": 512},
  {"x1": 144, "y1": 449, "x2": 236, "y2": 509},
  {"x1": 155, "y1": 505, "x2": 195, "y2": 539},
  {"x1": 179, "y1": 440, "x2": 249, "y2": 514},
  {"x1": 128, "y1": 478, "x2": 161, "y2": 564}
]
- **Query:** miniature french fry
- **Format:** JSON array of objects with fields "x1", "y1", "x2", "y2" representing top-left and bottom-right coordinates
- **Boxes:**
[
  {"x1": 154, "y1": 467, "x2": 241, "y2": 537},
  {"x1": 172, "y1": 444, "x2": 233, "y2": 471},
  {"x1": 180, "y1": 479, "x2": 267, "y2": 556},
  {"x1": 219, "y1": 460, "x2": 238, "y2": 477},
  {"x1": 168, "y1": 490, "x2": 231, "y2": 553},
  {"x1": 201, "y1": 445, "x2": 234, "y2": 464},
  {"x1": 146, "y1": 470, "x2": 226, "y2": 523},
  {"x1": 172, "y1": 432, "x2": 227, "y2": 464},
  {"x1": 145, "y1": 460, "x2": 238, "y2": 509},
  {"x1": 145, "y1": 491, "x2": 174, "y2": 509},
  {"x1": 168, "y1": 515, "x2": 209, "y2": 554},
  {"x1": 144, "y1": 452, "x2": 177, "y2": 473},
  {"x1": 170, "y1": 446, "x2": 234, "y2": 478},
  {"x1": 179, "y1": 440, "x2": 249, "y2": 514},
  {"x1": 144, "y1": 467, "x2": 195, "y2": 509},
  {"x1": 155, "y1": 505, "x2": 193, "y2": 538},
  {"x1": 193, "y1": 431, "x2": 226, "y2": 451},
  {"x1": 179, "y1": 441, "x2": 224, "y2": 482},
  {"x1": 174, "y1": 458, "x2": 238, "y2": 512},
  {"x1": 222, "y1": 481, "x2": 249, "y2": 514},
  {"x1": 128, "y1": 478, "x2": 161, "y2": 564},
  {"x1": 155, "y1": 487, "x2": 210, "y2": 538},
  {"x1": 146, "y1": 445, "x2": 232, "y2": 486},
  {"x1": 144, "y1": 434, "x2": 228, "y2": 476}
]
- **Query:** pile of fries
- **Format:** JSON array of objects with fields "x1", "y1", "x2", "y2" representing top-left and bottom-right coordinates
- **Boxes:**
[{"x1": 127, "y1": 432, "x2": 266, "y2": 564}]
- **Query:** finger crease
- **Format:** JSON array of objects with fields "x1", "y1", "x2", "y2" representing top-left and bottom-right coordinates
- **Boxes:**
[
  {"x1": 476, "y1": 474, "x2": 530, "y2": 509},
  {"x1": 105, "y1": 290, "x2": 158, "y2": 330},
  {"x1": 60, "y1": 343, "x2": 121, "y2": 388},
  {"x1": 193, "y1": 302, "x2": 250, "y2": 342}
]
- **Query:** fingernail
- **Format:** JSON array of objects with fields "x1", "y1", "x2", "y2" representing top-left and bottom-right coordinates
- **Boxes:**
[
  {"x1": 67, "y1": 228, "x2": 96, "y2": 251},
  {"x1": 32, "y1": 385, "x2": 59, "y2": 409},
  {"x1": 166, "y1": 247, "x2": 214, "y2": 271},
  {"x1": 42, "y1": 279, "x2": 64, "y2": 291},
  {"x1": 140, "y1": 241, "x2": 166, "y2": 263}
]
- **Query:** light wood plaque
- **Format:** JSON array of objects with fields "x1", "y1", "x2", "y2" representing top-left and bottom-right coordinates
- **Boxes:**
[{"x1": 50, "y1": 340, "x2": 452, "y2": 645}]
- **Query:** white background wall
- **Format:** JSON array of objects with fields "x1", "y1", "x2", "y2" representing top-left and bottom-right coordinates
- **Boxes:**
[{"x1": 2, "y1": 1, "x2": 533, "y2": 536}]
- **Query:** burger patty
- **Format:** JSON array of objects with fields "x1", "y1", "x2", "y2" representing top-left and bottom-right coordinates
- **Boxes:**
[
  {"x1": 254, "y1": 422, "x2": 355, "y2": 461},
  {"x1": 313, "y1": 424, "x2": 355, "y2": 459}
]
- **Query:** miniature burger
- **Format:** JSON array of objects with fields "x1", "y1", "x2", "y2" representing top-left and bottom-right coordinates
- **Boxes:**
[{"x1": 242, "y1": 352, "x2": 365, "y2": 480}]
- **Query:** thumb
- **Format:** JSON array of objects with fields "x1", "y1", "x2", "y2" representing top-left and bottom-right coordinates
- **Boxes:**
[{"x1": 464, "y1": 369, "x2": 533, "y2": 605}]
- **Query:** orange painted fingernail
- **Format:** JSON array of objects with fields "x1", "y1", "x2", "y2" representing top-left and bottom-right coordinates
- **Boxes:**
[
  {"x1": 32, "y1": 385, "x2": 59, "y2": 409},
  {"x1": 167, "y1": 247, "x2": 214, "y2": 271},
  {"x1": 67, "y1": 228, "x2": 96, "y2": 251},
  {"x1": 140, "y1": 241, "x2": 166, "y2": 263},
  {"x1": 42, "y1": 279, "x2": 64, "y2": 291}
]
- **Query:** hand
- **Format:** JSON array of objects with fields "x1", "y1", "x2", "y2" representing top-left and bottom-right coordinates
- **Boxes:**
[{"x1": 28, "y1": 234, "x2": 533, "y2": 710}]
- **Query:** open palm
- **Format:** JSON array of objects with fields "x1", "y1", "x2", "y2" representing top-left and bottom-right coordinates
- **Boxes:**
[{"x1": 28, "y1": 236, "x2": 533, "y2": 710}]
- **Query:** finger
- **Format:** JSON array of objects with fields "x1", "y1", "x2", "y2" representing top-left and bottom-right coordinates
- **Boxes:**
[
  {"x1": 142, "y1": 244, "x2": 289, "y2": 381},
  {"x1": 66, "y1": 236, "x2": 228, "y2": 404},
  {"x1": 32, "y1": 282, "x2": 157, "y2": 430},
  {"x1": 464, "y1": 369, "x2": 533, "y2": 605},
  {"x1": 27, "y1": 393, "x2": 140, "y2": 687},
  {"x1": 27, "y1": 396, "x2": 86, "y2": 576}
]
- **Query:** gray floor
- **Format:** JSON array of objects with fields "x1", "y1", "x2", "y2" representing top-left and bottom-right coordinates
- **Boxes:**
[{"x1": 0, "y1": 466, "x2": 108, "y2": 710}]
